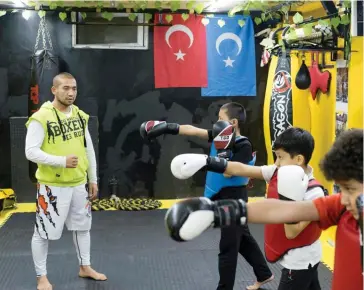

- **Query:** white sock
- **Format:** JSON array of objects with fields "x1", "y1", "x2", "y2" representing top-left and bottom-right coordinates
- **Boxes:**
[
  {"x1": 31, "y1": 230, "x2": 49, "y2": 277},
  {"x1": 73, "y1": 230, "x2": 91, "y2": 266}
]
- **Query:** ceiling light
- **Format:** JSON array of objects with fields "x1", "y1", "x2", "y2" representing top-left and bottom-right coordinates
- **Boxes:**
[
  {"x1": 22, "y1": 10, "x2": 31, "y2": 20},
  {"x1": 12, "y1": 0, "x2": 25, "y2": 6},
  {"x1": 205, "y1": 0, "x2": 245, "y2": 12}
]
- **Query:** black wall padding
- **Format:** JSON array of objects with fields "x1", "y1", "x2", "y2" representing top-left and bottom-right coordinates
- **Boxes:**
[
  {"x1": 1, "y1": 12, "x2": 270, "y2": 199},
  {"x1": 10, "y1": 116, "x2": 99, "y2": 202}
]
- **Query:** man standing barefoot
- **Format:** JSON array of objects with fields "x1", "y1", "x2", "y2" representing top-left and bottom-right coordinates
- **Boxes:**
[{"x1": 25, "y1": 72, "x2": 107, "y2": 290}]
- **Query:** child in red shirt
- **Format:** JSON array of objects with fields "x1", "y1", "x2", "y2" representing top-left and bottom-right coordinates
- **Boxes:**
[{"x1": 311, "y1": 128, "x2": 363, "y2": 290}]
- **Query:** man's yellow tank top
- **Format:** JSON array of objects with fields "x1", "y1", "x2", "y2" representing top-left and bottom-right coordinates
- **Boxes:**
[{"x1": 26, "y1": 101, "x2": 89, "y2": 187}]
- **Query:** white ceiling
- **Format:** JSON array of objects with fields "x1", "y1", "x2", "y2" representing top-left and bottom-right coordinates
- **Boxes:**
[
  {"x1": 204, "y1": 0, "x2": 246, "y2": 12},
  {"x1": 0, "y1": 0, "x2": 31, "y2": 6},
  {"x1": 0, "y1": 0, "x2": 22, "y2": 4},
  {"x1": 0, "y1": 0, "x2": 248, "y2": 11},
  {"x1": 0, "y1": 0, "x2": 285, "y2": 14}
]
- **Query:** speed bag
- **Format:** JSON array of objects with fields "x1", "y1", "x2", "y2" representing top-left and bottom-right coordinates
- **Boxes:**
[
  {"x1": 269, "y1": 54, "x2": 293, "y2": 161},
  {"x1": 28, "y1": 49, "x2": 60, "y2": 116},
  {"x1": 295, "y1": 60, "x2": 311, "y2": 90}
]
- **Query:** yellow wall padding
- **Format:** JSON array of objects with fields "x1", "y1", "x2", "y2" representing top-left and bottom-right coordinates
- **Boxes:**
[
  {"x1": 291, "y1": 54, "x2": 312, "y2": 135},
  {"x1": 305, "y1": 51, "x2": 336, "y2": 193},
  {"x1": 264, "y1": 52, "x2": 336, "y2": 192},
  {"x1": 0, "y1": 188, "x2": 15, "y2": 199},
  {"x1": 295, "y1": 1, "x2": 328, "y2": 19},
  {"x1": 263, "y1": 55, "x2": 277, "y2": 166},
  {"x1": 348, "y1": 37, "x2": 363, "y2": 129}
]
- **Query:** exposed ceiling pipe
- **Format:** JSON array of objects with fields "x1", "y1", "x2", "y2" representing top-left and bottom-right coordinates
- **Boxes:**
[{"x1": 0, "y1": 4, "x2": 233, "y2": 15}]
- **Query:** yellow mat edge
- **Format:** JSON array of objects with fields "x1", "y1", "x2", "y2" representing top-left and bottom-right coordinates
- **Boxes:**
[{"x1": 0, "y1": 198, "x2": 334, "y2": 271}]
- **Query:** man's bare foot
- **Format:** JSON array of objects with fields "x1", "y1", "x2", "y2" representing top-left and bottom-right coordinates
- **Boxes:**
[
  {"x1": 246, "y1": 275, "x2": 274, "y2": 290},
  {"x1": 79, "y1": 265, "x2": 107, "y2": 281},
  {"x1": 37, "y1": 275, "x2": 52, "y2": 290}
]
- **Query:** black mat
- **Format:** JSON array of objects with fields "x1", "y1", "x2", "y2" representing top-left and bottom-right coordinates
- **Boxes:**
[{"x1": 0, "y1": 211, "x2": 332, "y2": 290}]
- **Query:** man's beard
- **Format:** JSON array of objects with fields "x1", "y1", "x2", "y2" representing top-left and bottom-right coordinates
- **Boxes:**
[{"x1": 59, "y1": 99, "x2": 74, "y2": 107}]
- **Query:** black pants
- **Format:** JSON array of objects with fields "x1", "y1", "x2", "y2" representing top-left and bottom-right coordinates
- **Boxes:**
[
  {"x1": 278, "y1": 263, "x2": 321, "y2": 290},
  {"x1": 212, "y1": 187, "x2": 272, "y2": 290},
  {"x1": 216, "y1": 224, "x2": 273, "y2": 290}
]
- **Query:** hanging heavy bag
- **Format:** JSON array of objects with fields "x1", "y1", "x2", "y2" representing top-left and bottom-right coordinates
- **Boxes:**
[
  {"x1": 28, "y1": 16, "x2": 60, "y2": 183},
  {"x1": 28, "y1": 17, "x2": 60, "y2": 116},
  {"x1": 269, "y1": 49, "x2": 293, "y2": 162},
  {"x1": 29, "y1": 51, "x2": 59, "y2": 115},
  {"x1": 295, "y1": 59, "x2": 311, "y2": 90}
]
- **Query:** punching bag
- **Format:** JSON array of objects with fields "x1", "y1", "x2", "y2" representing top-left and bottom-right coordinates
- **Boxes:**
[
  {"x1": 295, "y1": 59, "x2": 311, "y2": 90},
  {"x1": 268, "y1": 51, "x2": 293, "y2": 161},
  {"x1": 29, "y1": 17, "x2": 60, "y2": 115},
  {"x1": 28, "y1": 17, "x2": 60, "y2": 183}
]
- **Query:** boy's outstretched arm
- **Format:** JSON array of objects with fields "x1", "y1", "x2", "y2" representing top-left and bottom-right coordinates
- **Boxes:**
[
  {"x1": 141, "y1": 119, "x2": 240, "y2": 142},
  {"x1": 165, "y1": 165, "x2": 343, "y2": 242},
  {"x1": 247, "y1": 199, "x2": 320, "y2": 224},
  {"x1": 164, "y1": 197, "x2": 322, "y2": 242},
  {"x1": 171, "y1": 154, "x2": 268, "y2": 180},
  {"x1": 140, "y1": 121, "x2": 210, "y2": 140},
  {"x1": 224, "y1": 161, "x2": 265, "y2": 180},
  {"x1": 178, "y1": 125, "x2": 209, "y2": 139}
]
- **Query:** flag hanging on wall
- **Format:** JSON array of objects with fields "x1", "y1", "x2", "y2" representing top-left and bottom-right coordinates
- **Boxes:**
[
  {"x1": 154, "y1": 14, "x2": 208, "y2": 88},
  {"x1": 201, "y1": 15, "x2": 256, "y2": 97}
]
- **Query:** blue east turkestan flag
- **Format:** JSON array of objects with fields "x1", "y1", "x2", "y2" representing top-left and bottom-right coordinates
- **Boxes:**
[{"x1": 201, "y1": 15, "x2": 256, "y2": 97}]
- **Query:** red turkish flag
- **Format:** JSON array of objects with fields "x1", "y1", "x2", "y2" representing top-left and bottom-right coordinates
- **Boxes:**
[{"x1": 154, "y1": 14, "x2": 207, "y2": 88}]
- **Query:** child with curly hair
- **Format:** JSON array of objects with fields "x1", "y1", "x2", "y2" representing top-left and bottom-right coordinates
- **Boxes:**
[{"x1": 315, "y1": 128, "x2": 363, "y2": 290}]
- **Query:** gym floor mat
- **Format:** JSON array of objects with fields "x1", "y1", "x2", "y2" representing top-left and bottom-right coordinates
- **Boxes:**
[{"x1": 0, "y1": 211, "x2": 333, "y2": 290}]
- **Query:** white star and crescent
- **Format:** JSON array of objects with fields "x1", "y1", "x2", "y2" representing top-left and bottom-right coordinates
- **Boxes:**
[
  {"x1": 215, "y1": 32, "x2": 243, "y2": 67},
  {"x1": 165, "y1": 24, "x2": 194, "y2": 61},
  {"x1": 223, "y1": 57, "x2": 235, "y2": 67},
  {"x1": 174, "y1": 50, "x2": 186, "y2": 60}
]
